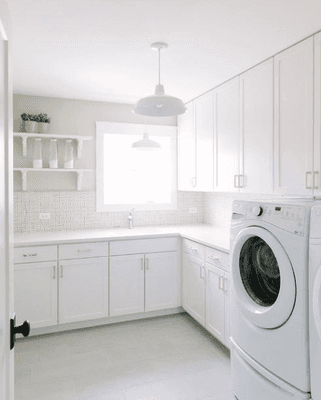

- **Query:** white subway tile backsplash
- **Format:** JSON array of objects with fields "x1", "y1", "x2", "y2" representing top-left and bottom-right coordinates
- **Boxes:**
[{"x1": 14, "y1": 191, "x2": 203, "y2": 233}]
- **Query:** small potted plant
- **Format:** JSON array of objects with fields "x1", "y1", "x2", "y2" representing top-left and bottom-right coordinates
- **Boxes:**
[
  {"x1": 36, "y1": 113, "x2": 51, "y2": 133},
  {"x1": 20, "y1": 113, "x2": 38, "y2": 133}
]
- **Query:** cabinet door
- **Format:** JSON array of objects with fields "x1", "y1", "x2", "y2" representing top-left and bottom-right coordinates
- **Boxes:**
[
  {"x1": 213, "y1": 77, "x2": 240, "y2": 192},
  {"x1": 274, "y1": 37, "x2": 314, "y2": 196},
  {"x1": 145, "y1": 252, "x2": 178, "y2": 312},
  {"x1": 194, "y1": 92, "x2": 214, "y2": 191},
  {"x1": 14, "y1": 262, "x2": 57, "y2": 328},
  {"x1": 240, "y1": 59, "x2": 274, "y2": 194},
  {"x1": 314, "y1": 32, "x2": 321, "y2": 196},
  {"x1": 205, "y1": 263, "x2": 225, "y2": 343},
  {"x1": 182, "y1": 253, "x2": 206, "y2": 326},
  {"x1": 224, "y1": 272, "x2": 230, "y2": 349},
  {"x1": 178, "y1": 102, "x2": 196, "y2": 190},
  {"x1": 59, "y1": 257, "x2": 108, "y2": 324},
  {"x1": 110, "y1": 254, "x2": 145, "y2": 317}
]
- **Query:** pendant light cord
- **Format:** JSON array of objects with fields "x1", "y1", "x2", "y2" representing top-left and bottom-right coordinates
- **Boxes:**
[{"x1": 158, "y1": 48, "x2": 161, "y2": 85}]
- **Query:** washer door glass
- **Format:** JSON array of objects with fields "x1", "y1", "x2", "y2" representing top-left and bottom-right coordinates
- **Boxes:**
[
  {"x1": 231, "y1": 226, "x2": 296, "y2": 329},
  {"x1": 240, "y1": 236, "x2": 280, "y2": 307}
]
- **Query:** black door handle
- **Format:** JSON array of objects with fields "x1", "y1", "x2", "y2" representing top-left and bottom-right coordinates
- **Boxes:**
[{"x1": 10, "y1": 312, "x2": 30, "y2": 350}]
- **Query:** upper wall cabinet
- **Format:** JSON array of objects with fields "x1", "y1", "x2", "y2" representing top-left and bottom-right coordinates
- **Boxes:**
[
  {"x1": 213, "y1": 77, "x2": 240, "y2": 192},
  {"x1": 239, "y1": 59, "x2": 274, "y2": 194},
  {"x1": 178, "y1": 91, "x2": 214, "y2": 192},
  {"x1": 314, "y1": 32, "x2": 321, "y2": 197},
  {"x1": 274, "y1": 37, "x2": 314, "y2": 196}
]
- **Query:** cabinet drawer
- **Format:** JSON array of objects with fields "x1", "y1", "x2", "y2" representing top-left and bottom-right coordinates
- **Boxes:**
[
  {"x1": 110, "y1": 237, "x2": 177, "y2": 256},
  {"x1": 14, "y1": 245, "x2": 57, "y2": 264},
  {"x1": 206, "y1": 247, "x2": 229, "y2": 272},
  {"x1": 182, "y1": 239, "x2": 205, "y2": 260},
  {"x1": 59, "y1": 242, "x2": 108, "y2": 260}
]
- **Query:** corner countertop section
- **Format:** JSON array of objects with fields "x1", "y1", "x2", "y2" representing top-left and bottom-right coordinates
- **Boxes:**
[{"x1": 14, "y1": 224, "x2": 230, "y2": 253}]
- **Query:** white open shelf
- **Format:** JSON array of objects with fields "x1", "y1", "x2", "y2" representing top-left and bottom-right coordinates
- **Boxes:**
[
  {"x1": 13, "y1": 132, "x2": 93, "y2": 158},
  {"x1": 14, "y1": 168, "x2": 93, "y2": 191}
]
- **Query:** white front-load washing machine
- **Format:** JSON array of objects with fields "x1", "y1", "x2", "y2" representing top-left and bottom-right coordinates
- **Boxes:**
[
  {"x1": 309, "y1": 205, "x2": 321, "y2": 400},
  {"x1": 230, "y1": 200, "x2": 312, "y2": 400}
]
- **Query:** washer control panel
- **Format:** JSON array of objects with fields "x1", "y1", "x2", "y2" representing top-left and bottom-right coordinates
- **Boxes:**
[{"x1": 232, "y1": 200, "x2": 306, "y2": 235}]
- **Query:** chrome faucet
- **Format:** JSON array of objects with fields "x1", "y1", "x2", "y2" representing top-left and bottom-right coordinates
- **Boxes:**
[{"x1": 127, "y1": 208, "x2": 134, "y2": 229}]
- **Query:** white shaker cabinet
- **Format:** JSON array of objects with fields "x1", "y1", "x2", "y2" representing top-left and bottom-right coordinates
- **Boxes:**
[
  {"x1": 274, "y1": 37, "x2": 314, "y2": 196},
  {"x1": 15, "y1": 261, "x2": 58, "y2": 329},
  {"x1": 314, "y1": 32, "x2": 321, "y2": 196},
  {"x1": 239, "y1": 59, "x2": 274, "y2": 194},
  {"x1": 58, "y1": 257, "x2": 109, "y2": 324},
  {"x1": 178, "y1": 91, "x2": 214, "y2": 192},
  {"x1": 110, "y1": 254, "x2": 145, "y2": 316},
  {"x1": 213, "y1": 77, "x2": 240, "y2": 192}
]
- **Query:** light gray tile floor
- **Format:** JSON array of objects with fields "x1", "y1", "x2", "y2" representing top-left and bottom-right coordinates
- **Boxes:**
[{"x1": 15, "y1": 313, "x2": 234, "y2": 400}]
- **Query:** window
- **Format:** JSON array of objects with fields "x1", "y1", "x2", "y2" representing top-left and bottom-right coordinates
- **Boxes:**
[{"x1": 96, "y1": 122, "x2": 177, "y2": 212}]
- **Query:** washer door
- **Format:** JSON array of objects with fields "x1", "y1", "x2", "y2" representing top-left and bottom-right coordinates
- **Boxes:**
[{"x1": 231, "y1": 226, "x2": 296, "y2": 329}]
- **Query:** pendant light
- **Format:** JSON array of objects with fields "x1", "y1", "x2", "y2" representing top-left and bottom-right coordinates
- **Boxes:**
[
  {"x1": 131, "y1": 120, "x2": 161, "y2": 150},
  {"x1": 133, "y1": 42, "x2": 186, "y2": 117}
]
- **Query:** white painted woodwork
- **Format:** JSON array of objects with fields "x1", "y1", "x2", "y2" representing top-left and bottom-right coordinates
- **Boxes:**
[
  {"x1": 213, "y1": 77, "x2": 240, "y2": 192},
  {"x1": 14, "y1": 245, "x2": 57, "y2": 264},
  {"x1": 205, "y1": 263, "x2": 225, "y2": 344},
  {"x1": 110, "y1": 237, "x2": 177, "y2": 256},
  {"x1": 110, "y1": 254, "x2": 145, "y2": 317},
  {"x1": 14, "y1": 262, "x2": 58, "y2": 328},
  {"x1": 145, "y1": 252, "x2": 178, "y2": 312},
  {"x1": 314, "y1": 32, "x2": 321, "y2": 197},
  {"x1": 177, "y1": 102, "x2": 195, "y2": 190},
  {"x1": 59, "y1": 242, "x2": 108, "y2": 260},
  {"x1": 240, "y1": 59, "x2": 274, "y2": 194},
  {"x1": 59, "y1": 257, "x2": 109, "y2": 324},
  {"x1": 194, "y1": 91, "x2": 214, "y2": 191},
  {"x1": 182, "y1": 253, "x2": 206, "y2": 326},
  {"x1": 224, "y1": 271, "x2": 230, "y2": 349},
  {"x1": 274, "y1": 37, "x2": 314, "y2": 196},
  {"x1": 205, "y1": 246, "x2": 230, "y2": 272},
  {"x1": 182, "y1": 238, "x2": 205, "y2": 259}
]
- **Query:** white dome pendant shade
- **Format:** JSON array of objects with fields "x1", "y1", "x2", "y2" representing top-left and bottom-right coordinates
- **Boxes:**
[
  {"x1": 132, "y1": 132, "x2": 161, "y2": 150},
  {"x1": 133, "y1": 42, "x2": 186, "y2": 117}
]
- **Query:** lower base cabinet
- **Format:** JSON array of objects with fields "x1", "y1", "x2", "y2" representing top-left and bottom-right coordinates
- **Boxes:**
[
  {"x1": 14, "y1": 261, "x2": 58, "y2": 328},
  {"x1": 59, "y1": 257, "x2": 109, "y2": 324}
]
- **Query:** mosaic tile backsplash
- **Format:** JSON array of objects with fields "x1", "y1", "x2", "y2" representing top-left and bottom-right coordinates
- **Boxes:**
[{"x1": 14, "y1": 191, "x2": 204, "y2": 233}]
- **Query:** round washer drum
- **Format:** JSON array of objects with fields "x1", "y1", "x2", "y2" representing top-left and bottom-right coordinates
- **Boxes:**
[{"x1": 231, "y1": 226, "x2": 296, "y2": 329}]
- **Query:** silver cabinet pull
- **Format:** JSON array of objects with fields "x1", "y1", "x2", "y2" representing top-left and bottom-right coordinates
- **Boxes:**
[
  {"x1": 77, "y1": 249, "x2": 91, "y2": 253},
  {"x1": 146, "y1": 257, "x2": 149, "y2": 270},
  {"x1": 208, "y1": 254, "x2": 219, "y2": 261},
  {"x1": 314, "y1": 171, "x2": 319, "y2": 189},
  {"x1": 23, "y1": 253, "x2": 38, "y2": 258},
  {"x1": 200, "y1": 265, "x2": 205, "y2": 279},
  {"x1": 219, "y1": 276, "x2": 224, "y2": 290},
  {"x1": 306, "y1": 171, "x2": 312, "y2": 189},
  {"x1": 53, "y1": 266, "x2": 56, "y2": 279},
  {"x1": 141, "y1": 258, "x2": 144, "y2": 270},
  {"x1": 60, "y1": 265, "x2": 63, "y2": 278},
  {"x1": 223, "y1": 277, "x2": 228, "y2": 292},
  {"x1": 234, "y1": 175, "x2": 238, "y2": 188}
]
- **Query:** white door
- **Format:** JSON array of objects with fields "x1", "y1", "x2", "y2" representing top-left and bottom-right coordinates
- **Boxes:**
[
  {"x1": 0, "y1": 5, "x2": 13, "y2": 399},
  {"x1": 177, "y1": 102, "x2": 195, "y2": 190},
  {"x1": 274, "y1": 37, "x2": 314, "y2": 196},
  {"x1": 145, "y1": 252, "x2": 178, "y2": 312},
  {"x1": 213, "y1": 77, "x2": 240, "y2": 192},
  {"x1": 205, "y1": 263, "x2": 225, "y2": 343},
  {"x1": 194, "y1": 91, "x2": 214, "y2": 192},
  {"x1": 110, "y1": 254, "x2": 145, "y2": 316},
  {"x1": 182, "y1": 253, "x2": 206, "y2": 326},
  {"x1": 15, "y1": 262, "x2": 58, "y2": 328},
  {"x1": 240, "y1": 59, "x2": 274, "y2": 194},
  {"x1": 59, "y1": 257, "x2": 108, "y2": 324}
]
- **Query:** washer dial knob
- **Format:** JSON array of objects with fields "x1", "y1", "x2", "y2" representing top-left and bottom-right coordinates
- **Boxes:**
[{"x1": 251, "y1": 206, "x2": 263, "y2": 216}]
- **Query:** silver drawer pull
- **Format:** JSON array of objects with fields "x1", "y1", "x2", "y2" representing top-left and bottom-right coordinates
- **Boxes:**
[
  {"x1": 209, "y1": 255, "x2": 219, "y2": 261},
  {"x1": 53, "y1": 266, "x2": 56, "y2": 279},
  {"x1": 23, "y1": 253, "x2": 38, "y2": 257},
  {"x1": 223, "y1": 277, "x2": 228, "y2": 292},
  {"x1": 188, "y1": 247, "x2": 198, "y2": 254},
  {"x1": 60, "y1": 265, "x2": 63, "y2": 278},
  {"x1": 77, "y1": 249, "x2": 91, "y2": 253},
  {"x1": 146, "y1": 257, "x2": 149, "y2": 270},
  {"x1": 219, "y1": 276, "x2": 224, "y2": 290}
]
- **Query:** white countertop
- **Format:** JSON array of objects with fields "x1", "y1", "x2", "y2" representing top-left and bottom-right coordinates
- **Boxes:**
[{"x1": 14, "y1": 224, "x2": 230, "y2": 253}]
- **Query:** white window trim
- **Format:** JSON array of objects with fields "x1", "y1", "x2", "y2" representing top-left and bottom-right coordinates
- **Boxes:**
[{"x1": 96, "y1": 121, "x2": 178, "y2": 212}]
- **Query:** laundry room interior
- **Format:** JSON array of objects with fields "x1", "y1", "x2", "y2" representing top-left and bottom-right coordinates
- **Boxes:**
[{"x1": 2, "y1": 1, "x2": 321, "y2": 400}]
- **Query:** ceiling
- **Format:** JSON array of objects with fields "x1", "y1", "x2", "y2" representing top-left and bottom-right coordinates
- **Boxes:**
[{"x1": 7, "y1": 0, "x2": 321, "y2": 105}]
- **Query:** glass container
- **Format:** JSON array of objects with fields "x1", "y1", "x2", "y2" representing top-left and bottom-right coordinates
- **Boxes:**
[
  {"x1": 33, "y1": 138, "x2": 43, "y2": 168},
  {"x1": 64, "y1": 139, "x2": 74, "y2": 168},
  {"x1": 49, "y1": 139, "x2": 58, "y2": 168}
]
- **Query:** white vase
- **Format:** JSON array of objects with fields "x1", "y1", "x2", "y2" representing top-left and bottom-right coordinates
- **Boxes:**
[
  {"x1": 24, "y1": 120, "x2": 37, "y2": 133},
  {"x1": 37, "y1": 122, "x2": 50, "y2": 133},
  {"x1": 33, "y1": 138, "x2": 43, "y2": 168},
  {"x1": 64, "y1": 139, "x2": 74, "y2": 168}
]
